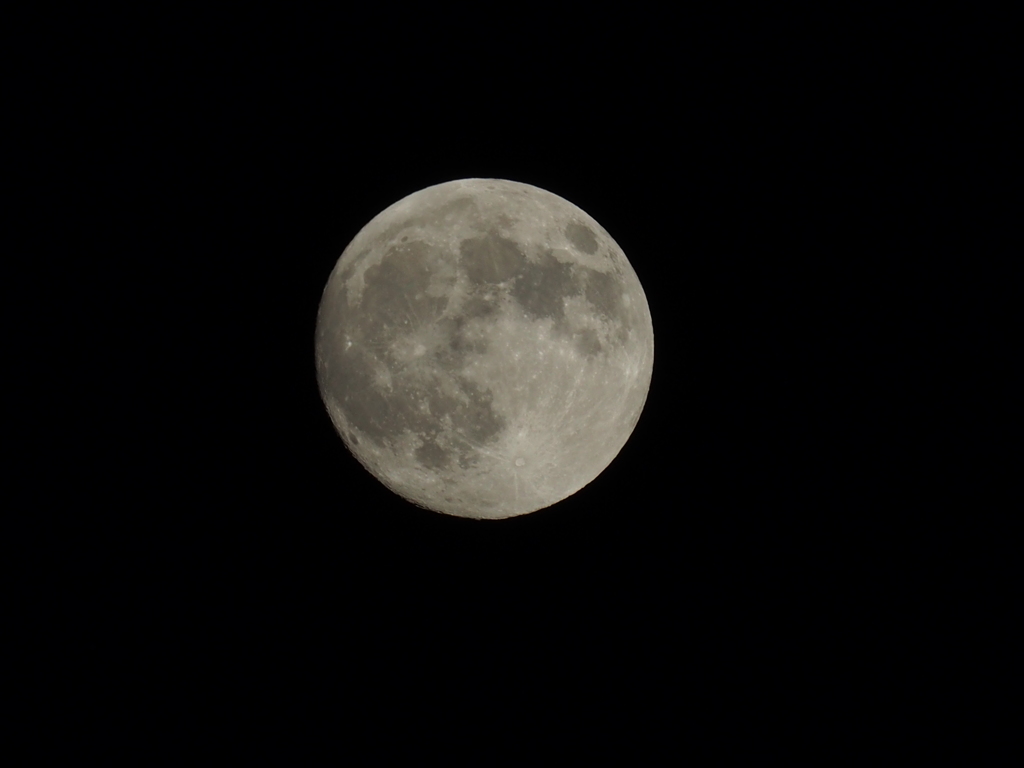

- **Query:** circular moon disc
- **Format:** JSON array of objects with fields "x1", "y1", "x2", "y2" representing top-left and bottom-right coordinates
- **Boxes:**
[{"x1": 315, "y1": 179, "x2": 654, "y2": 519}]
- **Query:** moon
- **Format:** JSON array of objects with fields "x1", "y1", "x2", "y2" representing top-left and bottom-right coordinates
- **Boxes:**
[{"x1": 315, "y1": 179, "x2": 654, "y2": 519}]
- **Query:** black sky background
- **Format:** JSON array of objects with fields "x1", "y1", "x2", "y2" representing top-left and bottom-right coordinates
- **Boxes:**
[{"x1": 18, "y1": 8, "x2": 1006, "y2": 760}]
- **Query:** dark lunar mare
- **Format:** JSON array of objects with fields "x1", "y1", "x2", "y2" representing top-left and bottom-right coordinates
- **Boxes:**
[
  {"x1": 459, "y1": 232, "x2": 527, "y2": 285},
  {"x1": 510, "y1": 249, "x2": 578, "y2": 326},
  {"x1": 318, "y1": 236, "x2": 509, "y2": 470},
  {"x1": 564, "y1": 221, "x2": 600, "y2": 254},
  {"x1": 320, "y1": 229, "x2": 633, "y2": 458}
]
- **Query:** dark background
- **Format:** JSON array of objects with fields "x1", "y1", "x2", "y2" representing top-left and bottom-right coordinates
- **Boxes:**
[{"x1": 18, "y1": 7, "x2": 1006, "y2": 761}]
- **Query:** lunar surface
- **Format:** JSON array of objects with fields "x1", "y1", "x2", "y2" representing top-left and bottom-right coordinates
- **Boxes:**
[{"x1": 315, "y1": 179, "x2": 653, "y2": 519}]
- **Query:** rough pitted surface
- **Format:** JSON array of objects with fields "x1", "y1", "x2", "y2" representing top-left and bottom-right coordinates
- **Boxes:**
[{"x1": 315, "y1": 179, "x2": 654, "y2": 519}]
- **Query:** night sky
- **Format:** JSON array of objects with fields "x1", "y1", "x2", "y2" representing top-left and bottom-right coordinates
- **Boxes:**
[{"x1": 20, "y1": 8, "x2": 997, "y2": 760}]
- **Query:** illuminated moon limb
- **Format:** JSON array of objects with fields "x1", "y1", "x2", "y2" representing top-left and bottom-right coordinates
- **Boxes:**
[{"x1": 315, "y1": 179, "x2": 653, "y2": 519}]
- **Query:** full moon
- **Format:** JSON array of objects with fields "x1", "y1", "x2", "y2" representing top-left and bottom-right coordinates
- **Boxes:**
[{"x1": 315, "y1": 179, "x2": 654, "y2": 519}]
